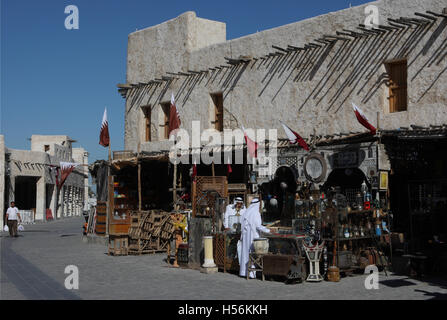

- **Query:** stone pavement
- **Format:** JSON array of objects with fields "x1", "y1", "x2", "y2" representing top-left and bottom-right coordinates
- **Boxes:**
[{"x1": 1, "y1": 217, "x2": 447, "y2": 300}]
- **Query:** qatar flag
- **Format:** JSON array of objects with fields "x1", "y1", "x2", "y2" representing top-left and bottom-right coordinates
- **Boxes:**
[
  {"x1": 242, "y1": 126, "x2": 258, "y2": 159},
  {"x1": 352, "y1": 103, "x2": 376, "y2": 135},
  {"x1": 280, "y1": 121, "x2": 310, "y2": 151},
  {"x1": 57, "y1": 162, "x2": 79, "y2": 189},
  {"x1": 99, "y1": 108, "x2": 110, "y2": 147},
  {"x1": 169, "y1": 93, "x2": 181, "y2": 136}
]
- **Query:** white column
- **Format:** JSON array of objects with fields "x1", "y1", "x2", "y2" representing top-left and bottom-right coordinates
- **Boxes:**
[
  {"x1": 202, "y1": 236, "x2": 216, "y2": 268},
  {"x1": 70, "y1": 186, "x2": 74, "y2": 216},
  {"x1": 49, "y1": 184, "x2": 57, "y2": 220},
  {"x1": 9, "y1": 176, "x2": 15, "y2": 203},
  {"x1": 75, "y1": 187, "x2": 80, "y2": 216},
  {"x1": 58, "y1": 186, "x2": 65, "y2": 218},
  {"x1": 35, "y1": 177, "x2": 46, "y2": 221}
]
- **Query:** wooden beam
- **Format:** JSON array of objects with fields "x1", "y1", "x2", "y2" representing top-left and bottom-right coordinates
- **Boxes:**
[
  {"x1": 287, "y1": 45, "x2": 304, "y2": 50},
  {"x1": 272, "y1": 45, "x2": 289, "y2": 52},
  {"x1": 414, "y1": 12, "x2": 437, "y2": 21},
  {"x1": 426, "y1": 10, "x2": 447, "y2": 18}
]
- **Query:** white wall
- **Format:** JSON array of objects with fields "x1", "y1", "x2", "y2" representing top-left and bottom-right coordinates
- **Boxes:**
[{"x1": 124, "y1": 0, "x2": 447, "y2": 153}]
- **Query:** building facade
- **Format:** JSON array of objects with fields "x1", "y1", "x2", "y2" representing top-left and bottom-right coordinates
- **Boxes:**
[
  {"x1": 116, "y1": 0, "x2": 447, "y2": 255},
  {"x1": 1, "y1": 135, "x2": 88, "y2": 227},
  {"x1": 119, "y1": 0, "x2": 446, "y2": 155}
]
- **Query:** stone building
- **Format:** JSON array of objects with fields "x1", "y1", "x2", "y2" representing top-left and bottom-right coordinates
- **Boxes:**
[
  {"x1": 1, "y1": 135, "x2": 88, "y2": 227},
  {"x1": 119, "y1": 0, "x2": 446, "y2": 155},
  {"x1": 115, "y1": 0, "x2": 447, "y2": 253}
]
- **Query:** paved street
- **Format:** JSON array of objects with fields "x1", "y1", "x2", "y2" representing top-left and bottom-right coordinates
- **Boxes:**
[{"x1": 1, "y1": 217, "x2": 446, "y2": 300}]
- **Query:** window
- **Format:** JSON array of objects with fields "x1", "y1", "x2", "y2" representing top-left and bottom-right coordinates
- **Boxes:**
[
  {"x1": 44, "y1": 145, "x2": 50, "y2": 152},
  {"x1": 160, "y1": 102, "x2": 170, "y2": 139},
  {"x1": 385, "y1": 59, "x2": 407, "y2": 113},
  {"x1": 141, "y1": 106, "x2": 151, "y2": 142},
  {"x1": 211, "y1": 92, "x2": 224, "y2": 132}
]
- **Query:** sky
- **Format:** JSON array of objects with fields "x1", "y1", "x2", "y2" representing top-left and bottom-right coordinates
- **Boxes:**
[{"x1": 1, "y1": 0, "x2": 372, "y2": 163}]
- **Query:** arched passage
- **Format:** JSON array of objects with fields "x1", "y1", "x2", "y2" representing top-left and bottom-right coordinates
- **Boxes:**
[{"x1": 323, "y1": 168, "x2": 369, "y2": 204}]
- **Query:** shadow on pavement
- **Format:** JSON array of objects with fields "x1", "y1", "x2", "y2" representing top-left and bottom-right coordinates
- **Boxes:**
[
  {"x1": 380, "y1": 278, "x2": 417, "y2": 288},
  {"x1": 1, "y1": 237, "x2": 81, "y2": 300},
  {"x1": 414, "y1": 289, "x2": 447, "y2": 300}
]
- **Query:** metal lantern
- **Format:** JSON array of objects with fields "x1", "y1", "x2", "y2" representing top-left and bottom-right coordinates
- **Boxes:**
[{"x1": 303, "y1": 241, "x2": 325, "y2": 282}]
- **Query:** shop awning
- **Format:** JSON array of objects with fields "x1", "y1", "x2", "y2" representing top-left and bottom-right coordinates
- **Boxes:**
[{"x1": 111, "y1": 152, "x2": 170, "y2": 170}]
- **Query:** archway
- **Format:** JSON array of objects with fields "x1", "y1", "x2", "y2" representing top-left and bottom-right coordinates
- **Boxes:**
[{"x1": 323, "y1": 168, "x2": 369, "y2": 204}]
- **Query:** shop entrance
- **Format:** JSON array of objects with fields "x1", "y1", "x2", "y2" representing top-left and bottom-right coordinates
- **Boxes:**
[
  {"x1": 14, "y1": 176, "x2": 38, "y2": 210},
  {"x1": 323, "y1": 168, "x2": 369, "y2": 204},
  {"x1": 260, "y1": 166, "x2": 298, "y2": 224}
]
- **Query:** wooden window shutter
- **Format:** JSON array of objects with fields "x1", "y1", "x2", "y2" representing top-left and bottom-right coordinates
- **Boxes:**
[
  {"x1": 387, "y1": 60, "x2": 407, "y2": 113},
  {"x1": 211, "y1": 93, "x2": 224, "y2": 132},
  {"x1": 142, "y1": 106, "x2": 151, "y2": 142},
  {"x1": 161, "y1": 102, "x2": 170, "y2": 139}
]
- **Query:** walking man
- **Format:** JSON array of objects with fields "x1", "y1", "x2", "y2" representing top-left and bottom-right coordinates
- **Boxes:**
[{"x1": 6, "y1": 201, "x2": 21, "y2": 238}]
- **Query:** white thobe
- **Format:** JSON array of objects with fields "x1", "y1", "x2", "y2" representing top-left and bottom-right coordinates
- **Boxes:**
[{"x1": 239, "y1": 201, "x2": 270, "y2": 278}]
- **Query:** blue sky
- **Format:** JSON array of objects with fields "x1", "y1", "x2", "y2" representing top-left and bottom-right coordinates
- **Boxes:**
[{"x1": 1, "y1": 0, "x2": 371, "y2": 163}]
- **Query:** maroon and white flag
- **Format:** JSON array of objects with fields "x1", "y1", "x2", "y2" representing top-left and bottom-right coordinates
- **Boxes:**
[
  {"x1": 99, "y1": 108, "x2": 110, "y2": 147},
  {"x1": 242, "y1": 126, "x2": 258, "y2": 159},
  {"x1": 280, "y1": 120, "x2": 310, "y2": 151},
  {"x1": 57, "y1": 162, "x2": 79, "y2": 189},
  {"x1": 352, "y1": 103, "x2": 376, "y2": 135},
  {"x1": 192, "y1": 161, "x2": 197, "y2": 181},
  {"x1": 227, "y1": 163, "x2": 232, "y2": 176},
  {"x1": 169, "y1": 93, "x2": 181, "y2": 136}
]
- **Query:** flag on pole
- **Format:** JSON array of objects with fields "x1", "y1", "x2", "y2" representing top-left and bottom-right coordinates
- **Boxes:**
[
  {"x1": 57, "y1": 162, "x2": 79, "y2": 189},
  {"x1": 242, "y1": 126, "x2": 258, "y2": 159},
  {"x1": 352, "y1": 103, "x2": 376, "y2": 135},
  {"x1": 99, "y1": 108, "x2": 110, "y2": 147},
  {"x1": 279, "y1": 120, "x2": 310, "y2": 151},
  {"x1": 169, "y1": 93, "x2": 181, "y2": 136}
]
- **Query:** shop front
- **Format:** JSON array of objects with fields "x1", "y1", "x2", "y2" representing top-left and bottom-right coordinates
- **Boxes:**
[{"x1": 382, "y1": 127, "x2": 447, "y2": 275}]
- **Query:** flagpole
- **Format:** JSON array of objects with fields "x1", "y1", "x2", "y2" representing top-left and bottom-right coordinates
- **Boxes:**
[{"x1": 107, "y1": 144, "x2": 112, "y2": 237}]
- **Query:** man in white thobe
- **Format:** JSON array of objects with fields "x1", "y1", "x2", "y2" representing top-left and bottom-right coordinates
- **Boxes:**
[
  {"x1": 239, "y1": 198, "x2": 271, "y2": 278},
  {"x1": 223, "y1": 197, "x2": 246, "y2": 231}
]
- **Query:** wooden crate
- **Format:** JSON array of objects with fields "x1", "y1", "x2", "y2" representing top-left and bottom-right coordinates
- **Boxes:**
[
  {"x1": 127, "y1": 210, "x2": 175, "y2": 255},
  {"x1": 108, "y1": 235, "x2": 128, "y2": 256}
]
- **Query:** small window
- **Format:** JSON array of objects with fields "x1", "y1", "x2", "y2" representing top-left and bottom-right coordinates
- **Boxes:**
[
  {"x1": 141, "y1": 106, "x2": 151, "y2": 142},
  {"x1": 160, "y1": 102, "x2": 170, "y2": 139},
  {"x1": 211, "y1": 92, "x2": 224, "y2": 132},
  {"x1": 44, "y1": 145, "x2": 50, "y2": 152},
  {"x1": 385, "y1": 59, "x2": 407, "y2": 113}
]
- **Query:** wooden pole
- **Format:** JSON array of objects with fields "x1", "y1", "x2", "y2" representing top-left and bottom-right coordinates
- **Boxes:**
[
  {"x1": 107, "y1": 144, "x2": 112, "y2": 236},
  {"x1": 377, "y1": 111, "x2": 380, "y2": 131},
  {"x1": 138, "y1": 143, "x2": 142, "y2": 211},
  {"x1": 138, "y1": 160, "x2": 142, "y2": 211},
  {"x1": 212, "y1": 162, "x2": 215, "y2": 176},
  {"x1": 173, "y1": 163, "x2": 177, "y2": 211}
]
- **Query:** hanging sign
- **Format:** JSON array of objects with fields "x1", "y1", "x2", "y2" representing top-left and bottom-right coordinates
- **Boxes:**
[{"x1": 333, "y1": 151, "x2": 358, "y2": 168}]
